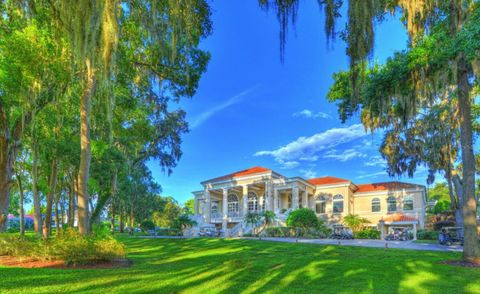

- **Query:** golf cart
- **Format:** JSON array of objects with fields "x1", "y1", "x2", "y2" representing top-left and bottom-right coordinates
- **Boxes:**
[
  {"x1": 198, "y1": 224, "x2": 220, "y2": 237},
  {"x1": 330, "y1": 226, "x2": 354, "y2": 240},
  {"x1": 385, "y1": 227, "x2": 412, "y2": 241},
  {"x1": 438, "y1": 227, "x2": 464, "y2": 246}
]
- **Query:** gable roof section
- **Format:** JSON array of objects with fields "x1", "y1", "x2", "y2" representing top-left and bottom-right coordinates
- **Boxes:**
[
  {"x1": 355, "y1": 182, "x2": 423, "y2": 193},
  {"x1": 203, "y1": 166, "x2": 271, "y2": 183},
  {"x1": 307, "y1": 176, "x2": 350, "y2": 186},
  {"x1": 381, "y1": 213, "x2": 418, "y2": 223}
]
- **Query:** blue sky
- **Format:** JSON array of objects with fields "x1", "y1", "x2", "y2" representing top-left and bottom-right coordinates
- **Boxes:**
[{"x1": 149, "y1": 1, "x2": 432, "y2": 205}]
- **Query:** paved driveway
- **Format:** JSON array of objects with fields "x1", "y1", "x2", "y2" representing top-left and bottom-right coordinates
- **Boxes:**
[{"x1": 242, "y1": 237, "x2": 463, "y2": 252}]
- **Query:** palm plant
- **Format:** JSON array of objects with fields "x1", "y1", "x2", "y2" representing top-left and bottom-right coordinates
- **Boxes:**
[
  {"x1": 343, "y1": 214, "x2": 370, "y2": 233},
  {"x1": 244, "y1": 212, "x2": 262, "y2": 235}
]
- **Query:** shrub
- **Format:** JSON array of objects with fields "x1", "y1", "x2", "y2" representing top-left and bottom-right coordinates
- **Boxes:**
[
  {"x1": 417, "y1": 229, "x2": 439, "y2": 240},
  {"x1": 140, "y1": 220, "x2": 155, "y2": 231},
  {"x1": 0, "y1": 229, "x2": 125, "y2": 265},
  {"x1": 354, "y1": 228, "x2": 381, "y2": 239},
  {"x1": 286, "y1": 208, "x2": 320, "y2": 229},
  {"x1": 263, "y1": 226, "x2": 330, "y2": 239},
  {"x1": 433, "y1": 220, "x2": 456, "y2": 231}
]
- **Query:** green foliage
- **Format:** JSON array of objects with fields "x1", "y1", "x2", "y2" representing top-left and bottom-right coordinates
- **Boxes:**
[
  {"x1": 286, "y1": 208, "x2": 320, "y2": 229},
  {"x1": 263, "y1": 226, "x2": 330, "y2": 239},
  {"x1": 0, "y1": 229, "x2": 125, "y2": 265},
  {"x1": 433, "y1": 200, "x2": 451, "y2": 214},
  {"x1": 417, "y1": 230, "x2": 439, "y2": 240},
  {"x1": 342, "y1": 214, "x2": 370, "y2": 232},
  {"x1": 354, "y1": 228, "x2": 380, "y2": 239},
  {"x1": 0, "y1": 237, "x2": 477, "y2": 293},
  {"x1": 183, "y1": 199, "x2": 195, "y2": 215},
  {"x1": 151, "y1": 197, "x2": 182, "y2": 228},
  {"x1": 428, "y1": 183, "x2": 451, "y2": 202},
  {"x1": 140, "y1": 220, "x2": 155, "y2": 231},
  {"x1": 172, "y1": 215, "x2": 197, "y2": 231},
  {"x1": 433, "y1": 220, "x2": 456, "y2": 231}
]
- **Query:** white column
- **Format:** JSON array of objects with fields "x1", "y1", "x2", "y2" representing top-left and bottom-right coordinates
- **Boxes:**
[
  {"x1": 413, "y1": 223, "x2": 417, "y2": 241},
  {"x1": 194, "y1": 197, "x2": 198, "y2": 215},
  {"x1": 242, "y1": 185, "x2": 248, "y2": 215},
  {"x1": 222, "y1": 188, "x2": 228, "y2": 235},
  {"x1": 273, "y1": 189, "x2": 279, "y2": 212},
  {"x1": 266, "y1": 181, "x2": 273, "y2": 211},
  {"x1": 204, "y1": 187, "x2": 211, "y2": 224},
  {"x1": 292, "y1": 187, "x2": 299, "y2": 209},
  {"x1": 302, "y1": 190, "x2": 308, "y2": 208}
]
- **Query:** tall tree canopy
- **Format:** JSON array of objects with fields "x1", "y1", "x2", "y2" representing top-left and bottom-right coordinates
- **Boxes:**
[
  {"x1": 0, "y1": 0, "x2": 212, "y2": 238},
  {"x1": 261, "y1": 0, "x2": 480, "y2": 261}
]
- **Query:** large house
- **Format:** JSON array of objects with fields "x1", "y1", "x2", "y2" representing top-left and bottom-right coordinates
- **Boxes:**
[{"x1": 192, "y1": 166, "x2": 426, "y2": 238}]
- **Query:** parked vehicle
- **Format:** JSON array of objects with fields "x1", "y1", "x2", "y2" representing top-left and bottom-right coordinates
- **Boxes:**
[
  {"x1": 438, "y1": 227, "x2": 464, "y2": 246},
  {"x1": 385, "y1": 227, "x2": 411, "y2": 241},
  {"x1": 330, "y1": 226, "x2": 354, "y2": 240}
]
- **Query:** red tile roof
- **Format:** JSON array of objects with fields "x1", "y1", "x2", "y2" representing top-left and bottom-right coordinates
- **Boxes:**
[
  {"x1": 381, "y1": 213, "x2": 418, "y2": 223},
  {"x1": 355, "y1": 182, "x2": 421, "y2": 193},
  {"x1": 204, "y1": 166, "x2": 271, "y2": 183},
  {"x1": 307, "y1": 176, "x2": 350, "y2": 186}
]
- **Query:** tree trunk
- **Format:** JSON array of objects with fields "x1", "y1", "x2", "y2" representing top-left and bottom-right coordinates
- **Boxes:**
[
  {"x1": 32, "y1": 145, "x2": 42, "y2": 236},
  {"x1": 16, "y1": 174, "x2": 25, "y2": 236},
  {"x1": 110, "y1": 170, "x2": 117, "y2": 234},
  {"x1": 119, "y1": 206, "x2": 124, "y2": 233},
  {"x1": 446, "y1": 172, "x2": 463, "y2": 237},
  {"x1": 129, "y1": 205, "x2": 134, "y2": 235},
  {"x1": 55, "y1": 188, "x2": 61, "y2": 236},
  {"x1": 457, "y1": 53, "x2": 480, "y2": 262},
  {"x1": 0, "y1": 132, "x2": 14, "y2": 232},
  {"x1": 77, "y1": 58, "x2": 96, "y2": 235},
  {"x1": 68, "y1": 173, "x2": 75, "y2": 227},
  {"x1": 43, "y1": 159, "x2": 58, "y2": 238}
]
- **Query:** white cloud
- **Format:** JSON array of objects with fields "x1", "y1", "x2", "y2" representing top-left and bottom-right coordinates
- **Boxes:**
[
  {"x1": 292, "y1": 109, "x2": 332, "y2": 120},
  {"x1": 323, "y1": 148, "x2": 367, "y2": 162},
  {"x1": 364, "y1": 155, "x2": 387, "y2": 167},
  {"x1": 190, "y1": 86, "x2": 258, "y2": 129},
  {"x1": 355, "y1": 171, "x2": 388, "y2": 180},
  {"x1": 300, "y1": 168, "x2": 317, "y2": 179},
  {"x1": 281, "y1": 161, "x2": 300, "y2": 169},
  {"x1": 254, "y1": 124, "x2": 367, "y2": 167}
]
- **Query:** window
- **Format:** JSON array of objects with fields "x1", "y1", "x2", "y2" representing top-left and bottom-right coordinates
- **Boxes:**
[
  {"x1": 248, "y1": 192, "x2": 258, "y2": 212},
  {"x1": 228, "y1": 194, "x2": 239, "y2": 215},
  {"x1": 333, "y1": 194, "x2": 344, "y2": 213},
  {"x1": 403, "y1": 196, "x2": 414, "y2": 211},
  {"x1": 387, "y1": 196, "x2": 397, "y2": 212},
  {"x1": 261, "y1": 194, "x2": 266, "y2": 211},
  {"x1": 371, "y1": 198, "x2": 381, "y2": 212},
  {"x1": 287, "y1": 193, "x2": 292, "y2": 208},
  {"x1": 315, "y1": 196, "x2": 326, "y2": 214},
  {"x1": 211, "y1": 202, "x2": 219, "y2": 213}
]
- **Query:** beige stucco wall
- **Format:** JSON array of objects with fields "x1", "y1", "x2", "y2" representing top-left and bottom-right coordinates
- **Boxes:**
[
  {"x1": 349, "y1": 189, "x2": 425, "y2": 228},
  {"x1": 196, "y1": 172, "x2": 426, "y2": 229}
]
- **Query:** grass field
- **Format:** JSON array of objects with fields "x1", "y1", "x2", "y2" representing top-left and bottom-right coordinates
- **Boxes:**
[{"x1": 1, "y1": 236, "x2": 479, "y2": 293}]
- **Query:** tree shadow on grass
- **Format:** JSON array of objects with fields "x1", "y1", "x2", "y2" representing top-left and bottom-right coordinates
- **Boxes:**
[{"x1": 1, "y1": 238, "x2": 479, "y2": 293}]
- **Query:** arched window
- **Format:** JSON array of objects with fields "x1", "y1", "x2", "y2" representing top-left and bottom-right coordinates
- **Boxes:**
[
  {"x1": 211, "y1": 202, "x2": 219, "y2": 214},
  {"x1": 371, "y1": 198, "x2": 381, "y2": 212},
  {"x1": 387, "y1": 196, "x2": 397, "y2": 212},
  {"x1": 403, "y1": 196, "x2": 414, "y2": 211},
  {"x1": 228, "y1": 194, "x2": 239, "y2": 215},
  {"x1": 248, "y1": 192, "x2": 258, "y2": 212},
  {"x1": 333, "y1": 194, "x2": 344, "y2": 213},
  {"x1": 315, "y1": 196, "x2": 326, "y2": 214}
]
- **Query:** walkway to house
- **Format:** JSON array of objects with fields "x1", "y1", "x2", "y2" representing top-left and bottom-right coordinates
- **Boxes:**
[{"x1": 241, "y1": 237, "x2": 463, "y2": 252}]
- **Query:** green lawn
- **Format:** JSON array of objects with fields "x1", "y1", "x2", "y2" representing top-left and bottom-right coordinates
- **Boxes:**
[{"x1": 1, "y1": 237, "x2": 479, "y2": 293}]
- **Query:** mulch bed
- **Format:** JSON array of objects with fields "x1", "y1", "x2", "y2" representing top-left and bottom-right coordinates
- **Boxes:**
[
  {"x1": 441, "y1": 260, "x2": 480, "y2": 268},
  {"x1": 0, "y1": 256, "x2": 132, "y2": 269}
]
